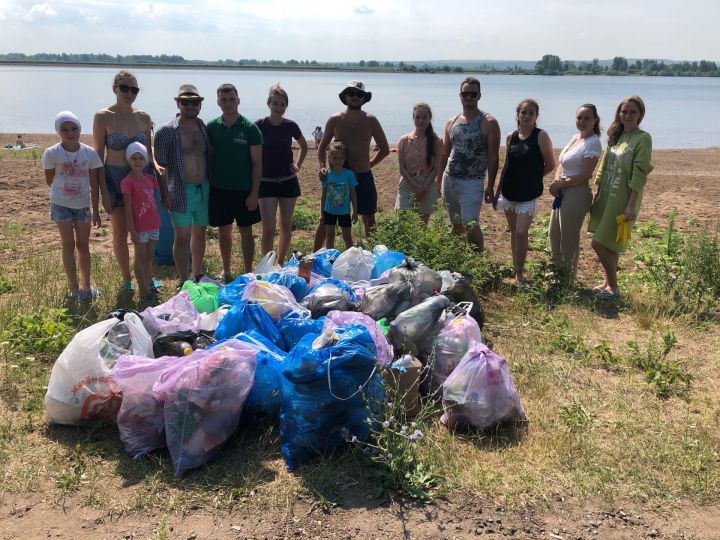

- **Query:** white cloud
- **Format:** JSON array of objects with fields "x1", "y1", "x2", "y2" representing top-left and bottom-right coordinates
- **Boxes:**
[{"x1": 22, "y1": 2, "x2": 57, "y2": 21}]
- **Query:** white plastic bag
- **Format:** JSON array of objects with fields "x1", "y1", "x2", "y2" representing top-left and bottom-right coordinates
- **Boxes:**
[
  {"x1": 45, "y1": 313, "x2": 154, "y2": 425},
  {"x1": 331, "y1": 247, "x2": 374, "y2": 283},
  {"x1": 441, "y1": 341, "x2": 525, "y2": 430},
  {"x1": 254, "y1": 251, "x2": 278, "y2": 274},
  {"x1": 241, "y1": 280, "x2": 309, "y2": 321}
]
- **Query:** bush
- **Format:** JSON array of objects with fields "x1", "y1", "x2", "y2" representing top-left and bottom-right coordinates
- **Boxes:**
[{"x1": 370, "y1": 209, "x2": 505, "y2": 290}]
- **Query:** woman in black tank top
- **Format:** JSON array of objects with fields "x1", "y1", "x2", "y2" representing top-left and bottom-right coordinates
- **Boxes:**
[{"x1": 494, "y1": 99, "x2": 555, "y2": 285}]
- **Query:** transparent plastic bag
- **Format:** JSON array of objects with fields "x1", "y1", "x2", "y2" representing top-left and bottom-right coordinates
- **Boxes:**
[
  {"x1": 300, "y1": 280, "x2": 357, "y2": 318},
  {"x1": 331, "y1": 246, "x2": 374, "y2": 282},
  {"x1": 110, "y1": 354, "x2": 186, "y2": 459},
  {"x1": 141, "y1": 292, "x2": 201, "y2": 338},
  {"x1": 388, "y1": 295, "x2": 452, "y2": 358},
  {"x1": 254, "y1": 251, "x2": 278, "y2": 274},
  {"x1": 430, "y1": 313, "x2": 482, "y2": 394},
  {"x1": 154, "y1": 345, "x2": 257, "y2": 476},
  {"x1": 441, "y1": 341, "x2": 525, "y2": 430},
  {"x1": 360, "y1": 279, "x2": 414, "y2": 322},
  {"x1": 241, "y1": 280, "x2": 308, "y2": 321}
]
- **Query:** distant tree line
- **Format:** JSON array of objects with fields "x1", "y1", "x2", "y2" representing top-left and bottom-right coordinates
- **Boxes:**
[
  {"x1": 531, "y1": 54, "x2": 719, "y2": 77},
  {"x1": 0, "y1": 52, "x2": 717, "y2": 77}
]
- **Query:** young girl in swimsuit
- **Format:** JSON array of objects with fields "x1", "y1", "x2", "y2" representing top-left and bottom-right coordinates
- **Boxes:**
[{"x1": 92, "y1": 70, "x2": 167, "y2": 291}]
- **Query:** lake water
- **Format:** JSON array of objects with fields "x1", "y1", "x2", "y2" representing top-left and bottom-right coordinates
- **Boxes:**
[{"x1": 1, "y1": 65, "x2": 719, "y2": 149}]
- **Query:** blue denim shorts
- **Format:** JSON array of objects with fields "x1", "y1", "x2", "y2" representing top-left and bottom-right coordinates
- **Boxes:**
[
  {"x1": 50, "y1": 203, "x2": 91, "y2": 223},
  {"x1": 136, "y1": 228, "x2": 160, "y2": 243}
]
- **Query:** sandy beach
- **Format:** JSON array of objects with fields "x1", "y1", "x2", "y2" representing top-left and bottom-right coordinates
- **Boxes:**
[{"x1": 2, "y1": 133, "x2": 719, "y2": 288}]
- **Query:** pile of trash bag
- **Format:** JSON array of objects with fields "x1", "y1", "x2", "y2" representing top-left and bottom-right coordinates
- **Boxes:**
[{"x1": 44, "y1": 244, "x2": 526, "y2": 474}]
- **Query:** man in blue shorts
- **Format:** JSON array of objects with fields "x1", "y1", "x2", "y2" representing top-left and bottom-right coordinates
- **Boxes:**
[
  {"x1": 314, "y1": 81, "x2": 389, "y2": 250},
  {"x1": 438, "y1": 77, "x2": 501, "y2": 252},
  {"x1": 206, "y1": 83, "x2": 263, "y2": 279},
  {"x1": 154, "y1": 84, "x2": 211, "y2": 285}
]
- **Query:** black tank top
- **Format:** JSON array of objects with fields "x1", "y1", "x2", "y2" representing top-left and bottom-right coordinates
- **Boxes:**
[{"x1": 501, "y1": 127, "x2": 545, "y2": 202}]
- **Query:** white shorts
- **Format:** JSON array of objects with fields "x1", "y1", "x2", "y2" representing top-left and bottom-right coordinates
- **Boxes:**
[
  {"x1": 497, "y1": 195, "x2": 538, "y2": 216},
  {"x1": 442, "y1": 174, "x2": 484, "y2": 225}
]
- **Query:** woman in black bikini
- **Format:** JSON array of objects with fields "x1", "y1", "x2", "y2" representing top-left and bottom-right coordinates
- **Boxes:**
[{"x1": 93, "y1": 70, "x2": 167, "y2": 291}]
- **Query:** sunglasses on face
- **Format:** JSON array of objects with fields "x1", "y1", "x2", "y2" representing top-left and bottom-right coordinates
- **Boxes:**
[
  {"x1": 345, "y1": 90, "x2": 366, "y2": 98},
  {"x1": 180, "y1": 99, "x2": 201, "y2": 107},
  {"x1": 460, "y1": 91, "x2": 479, "y2": 98},
  {"x1": 117, "y1": 84, "x2": 140, "y2": 95}
]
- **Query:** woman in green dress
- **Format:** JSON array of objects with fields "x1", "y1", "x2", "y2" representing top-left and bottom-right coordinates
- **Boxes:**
[{"x1": 588, "y1": 96, "x2": 653, "y2": 300}]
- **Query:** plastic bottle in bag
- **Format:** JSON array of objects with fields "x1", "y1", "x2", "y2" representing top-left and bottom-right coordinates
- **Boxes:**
[
  {"x1": 298, "y1": 256, "x2": 314, "y2": 284},
  {"x1": 99, "y1": 322, "x2": 132, "y2": 366}
]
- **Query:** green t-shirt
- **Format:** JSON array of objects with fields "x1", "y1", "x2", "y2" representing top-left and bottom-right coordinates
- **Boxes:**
[{"x1": 207, "y1": 114, "x2": 263, "y2": 190}]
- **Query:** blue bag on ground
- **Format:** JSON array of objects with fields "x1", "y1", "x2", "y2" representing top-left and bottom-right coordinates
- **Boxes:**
[
  {"x1": 231, "y1": 331, "x2": 286, "y2": 419},
  {"x1": 279, "y1": 325, "x2": 384, "y2": 470},
  {"x1": 371, "y1": 245, "x2": 406, "y2": 278},
  {"x1": 277, "y1": 314, "x2": 325, "y2": 352},
  {"x1": 263, "y1": 272, "x2": 308, "y2": 302},
  {"x1": 214, "y1": 300, "x2": 282, "y2": 347},
  {"x1": 285, "y1": 248, "x2": 340, "y2": 278},
  {"x1": 217, "y1": 275, "x2": 254, "y2": 307}
]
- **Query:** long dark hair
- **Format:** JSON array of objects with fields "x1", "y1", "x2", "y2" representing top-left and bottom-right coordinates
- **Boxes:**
[
  {"x1": 412, "y1": 102, "x2": 436, "y2": 166},
  {"x1": 578, "y1": 103, "x2": 601, "y2": 136},
  {"x1": 607, "y1": 95, "x2": 646, "y2": 147}
]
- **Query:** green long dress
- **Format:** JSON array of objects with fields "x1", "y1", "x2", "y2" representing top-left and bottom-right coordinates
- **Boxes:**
[{"x1": 588, "y1": 129, "x2": 653, "y2": 252}]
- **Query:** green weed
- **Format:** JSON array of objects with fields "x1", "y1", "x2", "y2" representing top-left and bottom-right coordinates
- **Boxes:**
[
  {"x1": 1, "y1": 307, "x2": 76, "y2": 356},
  {"x1": 626, "y1": 331, "x2": 691, "y2": 399}
]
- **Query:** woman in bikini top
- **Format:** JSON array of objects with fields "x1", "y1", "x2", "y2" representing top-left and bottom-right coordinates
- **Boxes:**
[{"x1": 92, "y1": 69, "x2": 159, "y2": 289}]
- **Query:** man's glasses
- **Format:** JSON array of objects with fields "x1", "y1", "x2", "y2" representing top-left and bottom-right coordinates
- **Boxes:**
[
  {"x1": 345, "y1": 90, "x2": 366, "y2": 98},
  {"x1": 460, "y1": 91, "x2": 479, "y2": 98},
  {"x1": 116, "y1": 84, "x2": 140, "y2": 95},
  {"x1": 180, "y1": 99, "x2": 201, "y2": 107}
]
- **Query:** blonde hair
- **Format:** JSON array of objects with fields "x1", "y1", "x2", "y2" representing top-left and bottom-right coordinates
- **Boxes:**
[{"x1": 328, "y1": 141, "x2": 347, "y2": 160}]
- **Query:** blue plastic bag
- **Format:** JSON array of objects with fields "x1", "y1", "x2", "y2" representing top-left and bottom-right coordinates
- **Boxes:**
[
  {"x1": 263, "y1": 272, "x2": 308, "y2": 302},
  {"x1": 371, "y1": 245, "x2": 406, "y2": 279},
  {"x1": 217, "y1": 275, "x2": 254, "y2": 307},
  {"x1": 214, "y1": 300, "x2": 282, "y2": 348},
  {"x1": 279, "y1": 325, "x2": 384, "y2": 470},
  {"x1": 277, "y1": 314, "x2": 325, "y2": 352},
  {"x1": 232, "y1": 331, "x2": 286, "y2": 420}
]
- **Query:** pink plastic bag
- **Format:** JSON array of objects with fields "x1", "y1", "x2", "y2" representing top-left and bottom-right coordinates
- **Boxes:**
[
  {"x1": 110, "y1": 354, "x2": 187, "y2": 459},
  {"x1": 441, "y1": 341, "x2": 525, "y2": 430},
  {"x1": 153, "y1": 345, "x2": 257, "y2": 476},
  {"x1": 141, "y1": 292, "x2": 201, "y2": 338},
  {"x1": 324, "y1": 310, "x2": 394, "y2": 367},
  {"x1": 430, "y1": 314, "x2": 482, "y2": 394}
]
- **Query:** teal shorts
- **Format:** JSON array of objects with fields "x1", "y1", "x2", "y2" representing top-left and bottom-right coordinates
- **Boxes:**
[{"x1": 171, "y1": 180, "x2": 209, "y2": 228}]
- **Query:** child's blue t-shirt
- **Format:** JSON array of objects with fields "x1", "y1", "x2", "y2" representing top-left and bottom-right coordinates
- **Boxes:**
[{"x1": 322, "y1": 168, "x2": 357, "y2": 215}]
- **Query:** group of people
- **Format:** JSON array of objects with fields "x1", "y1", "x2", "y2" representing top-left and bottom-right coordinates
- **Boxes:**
[{"x1": 42, "y1": 70, "x2": 652, "y2": 303}]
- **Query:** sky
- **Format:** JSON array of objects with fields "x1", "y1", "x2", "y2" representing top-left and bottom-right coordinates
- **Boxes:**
[{"x1": 0, "y1": 0, "x2": 718, "y2": 63}]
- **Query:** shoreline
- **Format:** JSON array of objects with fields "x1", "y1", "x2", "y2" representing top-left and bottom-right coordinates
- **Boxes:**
[{"x1": 4, "y1": 133, "x2": 720, "y2": 153}]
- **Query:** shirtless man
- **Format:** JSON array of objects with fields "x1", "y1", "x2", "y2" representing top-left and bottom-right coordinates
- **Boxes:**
[
  {"x1": 314, "y1": 81, "x2": 389, "y2": 250},
  {"x1": 154, "y1": 84, "x2": 211, "y2": 285},
  {"x1": 437, "y1": 77, "x2": 501, "y2": 252}
]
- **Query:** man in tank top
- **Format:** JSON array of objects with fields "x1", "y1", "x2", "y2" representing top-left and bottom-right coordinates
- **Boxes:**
[{"x1": 438, "y1": 77, "x2": 500, "y2": 252}]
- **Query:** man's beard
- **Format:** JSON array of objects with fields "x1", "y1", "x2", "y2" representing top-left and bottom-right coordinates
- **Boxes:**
[{"x1": 182, "y1": 111, "x2": 200, "y2": 119}]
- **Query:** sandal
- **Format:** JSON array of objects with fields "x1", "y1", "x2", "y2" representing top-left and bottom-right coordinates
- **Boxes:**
[
  {"x1": 150, "y1": 278, "x2": 163, "y2": 289},
  {"x1": 78, "y1": 288, "x2": 100, "y2": 301},
  {"x1": 122, "y1": 281, "x2": 135, "y2": 292}
]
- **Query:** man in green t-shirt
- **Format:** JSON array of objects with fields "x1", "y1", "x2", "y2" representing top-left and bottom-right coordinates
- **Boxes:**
[{"x1": 206, "y1": 83, "x2": 263, "y2": 279}]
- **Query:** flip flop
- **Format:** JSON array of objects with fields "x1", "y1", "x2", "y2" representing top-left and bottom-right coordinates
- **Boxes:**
[
  {"x1": 150, "y1": 278, "x2": 163, "y2": 289},
  {"x1": 122, "y1": 281, "x2": 135, "y2": 292},
  {"x1": 78, "y1": 288, "x2": 100, "y2": 301}
]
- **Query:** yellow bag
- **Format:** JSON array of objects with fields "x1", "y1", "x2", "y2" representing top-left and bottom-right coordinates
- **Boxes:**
[{"x1": 616, "y1": 215, "x2": 632, "y2": 249}]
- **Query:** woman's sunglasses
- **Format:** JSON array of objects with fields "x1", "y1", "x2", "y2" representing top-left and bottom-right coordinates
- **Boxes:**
[{"x1": 116, "y1": 84, "x2": 140, "y2": 95}]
